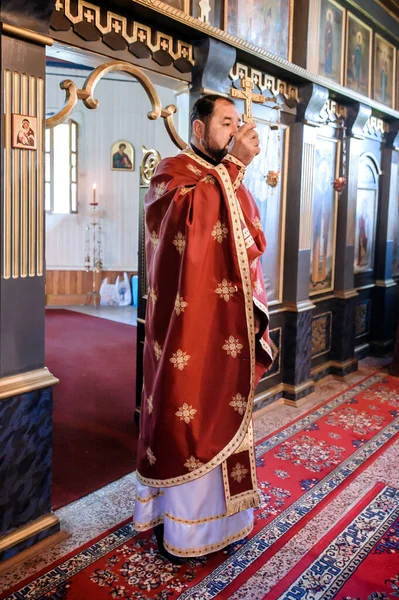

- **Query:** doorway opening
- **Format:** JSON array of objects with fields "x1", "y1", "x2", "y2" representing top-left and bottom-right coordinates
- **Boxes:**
[{"x1": 44, "y1": 43, "x2": 189, "y2": 508}]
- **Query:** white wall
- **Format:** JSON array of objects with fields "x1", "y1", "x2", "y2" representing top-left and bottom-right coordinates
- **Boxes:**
[{"x1": 45, "y1": 66, "x2": 185, "y2": 271}]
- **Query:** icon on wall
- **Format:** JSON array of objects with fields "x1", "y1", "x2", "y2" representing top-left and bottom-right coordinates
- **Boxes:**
[
  {"x1": 345, "y1": 12, "x2": 372, "y2": 97},
  {"x1": 317, "y1": 0, "x2": 345, "y2": 84},
  {"x1": 12, "y1": 114, "x2": 37, "y2": 150},
  {"x1": 373, "y1": 34, "x2": 396, "y2": 108},
  {"x1": 111, "y1": 140, "x2": 134, "y2": 171}
]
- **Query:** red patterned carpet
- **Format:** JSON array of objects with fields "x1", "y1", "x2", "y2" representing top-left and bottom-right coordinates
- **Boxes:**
[
  {"x1": 2, "y1": 372, "x2": 399, "y2": 599},
  {"x1": 264, "y1": 482, "x2": 399, "y2": 599},
  {"x1": 46, "y1": 309, "x2": 138, "y2": 509}
]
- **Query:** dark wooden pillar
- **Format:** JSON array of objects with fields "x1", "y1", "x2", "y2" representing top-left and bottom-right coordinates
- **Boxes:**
[
  {"x1": 393, "y1": 323, "x2": 399, "y2": 376},
  {"x1": 330, "y1": 103, "x2": 371, "y2": 375},
  {"x1": 0, "y1": 2, "x2": 59, "y2": 563},
  {"x1": 190, "y1": 37, "x2": 236, "y2": 111},
  {"x1": 371, "y1": 124, "x2": 399, "y2": 354},
  {"x1": 282, "y1": 83, "x2": 328, "y2": 402},
  {"x1": 191, "y1": 37, "x2": 236, "y2": 95}
]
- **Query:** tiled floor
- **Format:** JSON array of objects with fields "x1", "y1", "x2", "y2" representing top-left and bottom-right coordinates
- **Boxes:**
[
  {"x1": 46, "y1": 304, "x2": 138, "y2": 326},
  {"x1": 0, "y1": 356, "x2": 395, "y2": 596}
]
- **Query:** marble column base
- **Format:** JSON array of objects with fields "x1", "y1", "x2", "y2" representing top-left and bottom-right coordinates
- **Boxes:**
[
  {"x1": 0, "y1": 386, "x2": 55, "y2": 563},
  {"x1": 282, "y1": 309, "x2": 314, "y2": 403},
  {"x1": 331, "y1": 296, "x2": 357, "y2": 363},
  {"x1": 370, "y1": 284, "x2": 397, "y2": 355}
]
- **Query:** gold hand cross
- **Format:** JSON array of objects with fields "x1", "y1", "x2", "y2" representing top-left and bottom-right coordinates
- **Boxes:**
[{"x1": 230, "y1": 77, "x2": 266, "y2": 123}]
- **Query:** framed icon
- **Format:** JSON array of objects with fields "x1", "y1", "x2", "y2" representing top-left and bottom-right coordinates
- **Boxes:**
[
  {"x1": 111, "y1": 140, "x2": 134, "y2": 171},
  {"x1": 12, "y1": 114, "x2": 37, "y2": 150}
]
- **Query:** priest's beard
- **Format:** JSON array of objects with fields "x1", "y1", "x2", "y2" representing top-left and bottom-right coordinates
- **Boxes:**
[{"x1": 202, "y1": 130, "x2": 231, "y2": 163}]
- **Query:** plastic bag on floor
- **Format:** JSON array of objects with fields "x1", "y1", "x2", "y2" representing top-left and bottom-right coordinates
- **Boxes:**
[
  {"x1": 115, "y1": 273, "x2": 132, "y2": 306},
  {"x1": 100, "y1": 272, "x2": 132, "y2": 306}
]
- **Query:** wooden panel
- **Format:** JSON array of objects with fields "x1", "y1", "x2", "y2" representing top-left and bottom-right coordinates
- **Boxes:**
[{"x1": 45, "y1": 269, "x2": 137, "y2": 305}]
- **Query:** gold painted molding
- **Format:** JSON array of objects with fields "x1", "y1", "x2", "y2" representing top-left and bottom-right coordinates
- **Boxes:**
[
  {"x1": 375, "y1": 279, "x2": 397, "y2": 288},
  {"x1": 356, "y1": 342, "x2": 370, "y2": 354},
  {"x1": 283, "y1": 380, "x2": 315, "y2": 406},
  {"x1": 1, "y1": 23, "x2": 53, "y2": 46},
  {"x1": 201, "y1": 87, "x2": 229, "y2": 97},
  {"x1": 0, "y1": 513, "x2": 59, "y2": 554},
  {"x1": 253, "y1": 383, "x2": 284, "y2": 410},
  {"x1": 0, "y1": 368, "x2": 59, "y2": 400},
  {"x1": 310, "y1": 357, "x2": 358, "y2": 377},
  {"x1": 312, "y1": 294, "x2": 335, "y2": 304},
  {"x1": 283, "y1": 380, "x2": 314, "y2": 395},
  {"x1": 0, "y1": 529, "x2": 68, "y2": 576},
  {"x1": 330, "y1": 357, "x2": 358, "y2": 369},
  {"x1": 46, "y1": 61, "x2": 186, "y2": 150},
  {"x1": 268, "y1": 306, "x2": 287, "y2": 315},
  {"x1": 284, "y1": 300, "x2": 316, "y2": 312},
  {"x1": 310, "y1": 361, "x2": 332, "y2": 377},
  {"x1": 334, "y1": 289, "x2": 359, "y2": 299}
]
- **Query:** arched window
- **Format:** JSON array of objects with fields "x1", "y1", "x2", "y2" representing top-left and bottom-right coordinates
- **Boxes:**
[
  {"x1": 45, "y1": 119, "x2": 78, "y2": 214},
  {"x1": 354, "y1": 154, "x2": 379, "y2": 273}
]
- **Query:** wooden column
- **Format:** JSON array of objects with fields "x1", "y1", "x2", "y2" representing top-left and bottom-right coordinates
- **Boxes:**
[
  {"x1": 282, "y1": 83, "x2": 328, "y2": 402},
  {"x1": 393, "y1": 323, "x2": 399, "y2": 376},
  {"x1": 330, "y1": 103, "x2": 371, "y2": 374},
  {"x1": 0, "y1": 2, "x2": 59, "y2": 564},
  {"x1": 371, "y1": 124, "x2": 399, "y2": 354}
]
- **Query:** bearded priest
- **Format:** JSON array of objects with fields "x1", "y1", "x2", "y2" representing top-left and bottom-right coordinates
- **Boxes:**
[{"x1": 133, "y1": 94, "x2": 273, "y2": 562}]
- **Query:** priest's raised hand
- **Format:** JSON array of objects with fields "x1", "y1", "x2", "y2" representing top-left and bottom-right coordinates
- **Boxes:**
[{"x1": 229, "y1": 122, "x2": 261, "y2": 166}]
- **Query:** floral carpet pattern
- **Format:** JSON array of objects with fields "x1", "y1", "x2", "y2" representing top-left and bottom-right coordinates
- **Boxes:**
[
  {"x1": 2, "y1": 373, "x2": 399, "y2": 600},
  {"x1": 264, "y1": 482, "x2": 399, "y2": 599}
]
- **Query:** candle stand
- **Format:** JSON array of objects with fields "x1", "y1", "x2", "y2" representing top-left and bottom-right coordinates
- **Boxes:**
[{"x1": 83, "y1": 191, "x2": 103, "y2": 307}]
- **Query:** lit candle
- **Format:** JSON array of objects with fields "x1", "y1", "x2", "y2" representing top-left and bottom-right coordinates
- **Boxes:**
[{"x1": 92, "y1": 183, "x2": 97, "y2": 205}]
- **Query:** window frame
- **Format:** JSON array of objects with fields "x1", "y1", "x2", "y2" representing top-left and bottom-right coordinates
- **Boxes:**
[{"x1": 45, "y1": 118, "x2": 79, "y2": 214}]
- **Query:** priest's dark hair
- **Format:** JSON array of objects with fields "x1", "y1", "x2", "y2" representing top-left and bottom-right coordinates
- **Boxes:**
[{"x1": 190, "y1": 94, "x2": 235, "y2": 132}]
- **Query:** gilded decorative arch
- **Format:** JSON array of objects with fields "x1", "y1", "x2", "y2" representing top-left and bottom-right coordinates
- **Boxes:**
[{"x1": 45, "y1": 60, "x2": 187, "y2": 150}]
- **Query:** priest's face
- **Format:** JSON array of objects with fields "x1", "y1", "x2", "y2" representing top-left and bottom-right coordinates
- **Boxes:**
[{"x1": 202, "y1": 99, "x2": 241, "y2": 162}]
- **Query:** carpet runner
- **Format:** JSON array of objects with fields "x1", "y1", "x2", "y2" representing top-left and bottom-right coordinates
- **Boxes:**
[
  {"x1": 46, "y1": 309, "x2": 138, "y2": 508},
  {"x1": 2, "y1": 372, "x2": 399, "y2": 599},
  {"x1": 264, "y1": 482, "x2": 399, "y2": 599}
]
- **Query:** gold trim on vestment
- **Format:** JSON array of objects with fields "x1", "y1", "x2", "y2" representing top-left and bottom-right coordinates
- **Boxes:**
[
  {"x1": 223, "y1": 154, "x2": 247, "y2": 190},
  {"x1": 260, "y1": 337, "x2": 274, "y2": 357},
  {"x1": 235, "y1": 203, "x2": 272, "y2": 365},
  {"x1": 163, "y1": 522, "x2": 253, "y2": 557},
  {"x1": 253, "y1": 296, "x2": 270, "y2": 322},
  {"x1": 133, "y1": 517, "x2": 163, "y2": 531},
  {"x1": 135, "y1": 491, "x2": 164, "y2": 503},
  {"x1": 137, "y1": 150, "x2": 257, "y2": 496},
  {"x1": 234, "y1": 430, "x2": 250, "y2": 453},
  {"x1": 224, "y1": 153, "x2": 246, "y2": 170},
  {"x1": 164, "y1": 511, "x2": 228, "y2": 525},
  {"x1": 222, "y1": 420, "x2": 260, "y2": 516}
]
